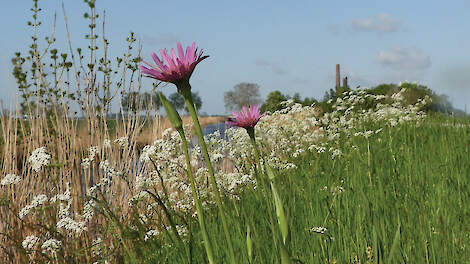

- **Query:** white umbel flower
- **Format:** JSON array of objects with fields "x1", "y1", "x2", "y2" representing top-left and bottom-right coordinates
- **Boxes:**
[
  {"x1": 41, "y1": 239, "x2": 61, "y2": 254},
  {"x1": 1, "y1": 174, "x2": 21, "y2": 186},
  {"x1": 28, "y1": 147, "x2": 51, "y2": 172},
  {"x1": 19, "y1": 194, "x2": 48, "y2": 219},
  {"x1": 22, "y1": 235, "x2": 40, "y2": 250}
]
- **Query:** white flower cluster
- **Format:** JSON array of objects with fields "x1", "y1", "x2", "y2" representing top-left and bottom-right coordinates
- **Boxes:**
[
  {"x1": 237, "y1": 88, "x2": 429, "y2": 167},
  {"x1": 103, "y1": 139, "x2": 111, "y2": 148},
  {"x1": 114, "y1": 136, "x2": 129, "y2": 149},
  {"x1": 56, "y1": 217, "x2": 87, "y2": 236},
  {"x1": 41, "y1": 238, "x2": 62, "y2": 254},
  {"x1": 82, "y1": 199, "x2": 96, "y2": 222},
  {"x1": 82, "y1": 146, "x2": 100, "y2": 169},
  {"x1": 140, "y1": 145, "x2": 157, "y2": 163},
  {"x1": 133, "y1": 127, "x2": 254, "y2": 217},
  {"x1": 1, "y1": 174, "x2": 21, "y2": 186},
  {"x1": 309, "y1": 226, "x2": 327, "y2": 234},
  {"x1": 92, "y1": 237, "x2": 102, "y2": 257},
  {"x1": 144, "y1": 229, "x2": 160, "y2": 241},
  {"x1": 28, "y1": 147, "x2": 51, "y2": 172},
  {"x1": 99, "y1": 160, "x2": 121, "y2": 178},
  {"x1": 19, "y1": 194, "x2": 48, "y2": 219},
  {"x1": 22, "y1": 235, "x2": 40, "y2": 250},
  {"x1": 51, "y1": 183, "x2": 88, "y2": 236}
]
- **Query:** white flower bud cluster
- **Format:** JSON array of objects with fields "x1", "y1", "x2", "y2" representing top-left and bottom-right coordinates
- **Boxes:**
[
  {"x1": 50, "y1": 183, "x2": 88, "y2": 236},
  {"x1": 144, "y1": 230, "x2": 160, "y2": 241},
  {"x1": 99, "y1": 160, "x2": 121, "y2": 178},
  {"x1": 28, "y1": 147, "x2": 51, "y2": 172},
  {"x1": 114, "y1": 136, "x2": 129, "y2": 149},
  {"x1": 309, "y1": 226, "x2": 327, "y2": 234},
  {"x1": 19, "y1": 194, "x2": 48, "y2": 219},
  {"x1": 82, "y1": 146, "x2": 100, "y2": 169},
  {"x1": 41, "y1": 238, "x2": 62, "y2": 254},
  {"x1": 1, "y1": 174, "x2": 21, "y2": 186},
  {"x1": 22, "y1": 235, "x2": 40, "y2": 250},
  {"x1": 56, "y1": 217, "x2": 87, "y2": 236}
]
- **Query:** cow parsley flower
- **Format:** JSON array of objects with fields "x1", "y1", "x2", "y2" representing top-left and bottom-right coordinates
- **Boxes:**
[
  {"x1": 28, "y1": 147, "x2": 51, "y2": 172},
  {"x1": 1, "y1": 174, "x2": 21, "y2": 186},
  {"x1": 22, "y1": 235, "x2": 40, "y2": 250},
  {"x1": 41, "y1": 239, "x2": 61, "y2": 254},
  {"x1": 114, "y1": 137, "x2": 129, "y2": 149},
  {"x1": 19, "y1": 194, "x2": 48, "y2": 219}
]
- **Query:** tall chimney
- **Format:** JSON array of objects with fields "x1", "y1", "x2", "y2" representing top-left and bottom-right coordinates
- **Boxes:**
[{"x1": 335, "y1": 64, "x2": 341, "y2": 91}]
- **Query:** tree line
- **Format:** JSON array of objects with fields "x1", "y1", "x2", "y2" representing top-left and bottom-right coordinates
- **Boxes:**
[{"x1": 121, "y1": 91, "x2": 202, "y2": 114}]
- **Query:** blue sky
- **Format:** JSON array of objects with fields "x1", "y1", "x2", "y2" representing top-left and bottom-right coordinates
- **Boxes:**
[{"x1": 1, "y1": 0, "x2": 469, "y2": 114}]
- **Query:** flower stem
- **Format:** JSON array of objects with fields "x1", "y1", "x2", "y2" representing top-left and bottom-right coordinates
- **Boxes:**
[
  {"x1": 179, "y1": 86, "x2": 236, "y2": 264},
  {"x1": 177, "y1": 128, "x2": 215, "y2": 264},
  {"x1": 246, "y1": 127, "x2": 261, "y2": 176}
]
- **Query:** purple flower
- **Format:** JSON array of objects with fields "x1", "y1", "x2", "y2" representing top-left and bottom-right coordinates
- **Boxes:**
[
  {"x1": 226, "y1": 105, "x2": 265, "y2": 129},
  {"x1": 138, "y1": 42, "x2": 208, "y2": 84}
]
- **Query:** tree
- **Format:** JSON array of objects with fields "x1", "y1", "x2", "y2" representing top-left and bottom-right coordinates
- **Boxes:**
[
  {"x1": 261, "y1": 90, "x2": 318, "y2": 113},
  {"x1": 260, "y1": 91, "x2": 287, "y2": 112},
  {"x1": 224, "y1": 82, "x2": 261, "y2": 112},
  {"x1": 169, "y1": 91, "x2": 202, "y2": 113},
  {"x1": 121, "y1": 91, "x2": 161, "y2": 113}
]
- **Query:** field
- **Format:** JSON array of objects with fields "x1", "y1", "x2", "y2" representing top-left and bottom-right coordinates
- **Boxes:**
[{"x1": 1, "y1": 90, "x2": 469, "y2": 263}]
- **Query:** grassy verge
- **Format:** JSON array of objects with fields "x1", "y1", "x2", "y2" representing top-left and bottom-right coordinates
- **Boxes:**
[{"x1": 144, "y1": 115, "x2": 470, "y2": 263}]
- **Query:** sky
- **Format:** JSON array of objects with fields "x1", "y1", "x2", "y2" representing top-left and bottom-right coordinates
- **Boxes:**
[{"x1": 1, "y1": 0, "x2": 469, "y2": 114}]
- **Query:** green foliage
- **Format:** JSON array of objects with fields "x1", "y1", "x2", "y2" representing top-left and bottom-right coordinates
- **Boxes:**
[
  {"x1": 260, "y1": 91, "x2": 287, "y2": 113},
  {"x1": 315, "y1": 82, "x2": 464, "y2": 116},
  {"x1": 12, "y1": 0, "x2": 142, "y2": 118},
  {"x1": 260, "y1": 90, "x2": 317, "y2": 113},
  {"x1": 113, "y1": 115, "x2": 470, "y2": 263},
  {"x1": 169, "y1": 92, "x2": 202, "y2": 113},
  {"x1": 121, "y1": 91, "x2": 161, "y2": 113}
]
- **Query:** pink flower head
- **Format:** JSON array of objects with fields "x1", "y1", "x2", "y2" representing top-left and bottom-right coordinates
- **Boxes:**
[
  {"x1": 226, "y1": 105, "x2": 265, "y2": 129},
  {"x1": 139, "y1": 42, "x2": 209, "y2": 84}
]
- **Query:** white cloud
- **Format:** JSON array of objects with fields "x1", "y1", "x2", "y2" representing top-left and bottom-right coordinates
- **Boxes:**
[
  {"x1": 378, "y1": 47, "x2": 431, "y2": 70},
  {"x1": 254, "y1": 59, "x2": 289, "y2": 75},
  {"x1": 351, "y1": 13, "x2": 401, "y2": 33}
]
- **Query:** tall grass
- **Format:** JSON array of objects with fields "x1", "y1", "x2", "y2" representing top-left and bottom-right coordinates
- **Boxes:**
[
  {"x1": 2, "y1": 1, "x2": 469, "y2": 263},
  {"x1": 128, "y1": 114, "x2": 470, "y2": 263}
]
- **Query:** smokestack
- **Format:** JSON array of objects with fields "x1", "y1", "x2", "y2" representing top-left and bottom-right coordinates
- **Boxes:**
[{"x1": 335, "y1": 64, "x2": 340, "y2": 91}]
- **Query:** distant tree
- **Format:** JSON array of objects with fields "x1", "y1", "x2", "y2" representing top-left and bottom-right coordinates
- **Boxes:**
[
  {"x1": 169, "y1": 92, "x2": 185, "y2": 112},
  {"x1": 121, "y1": 91, "x2": 161, "y2": 113},
  {"x1": 260, "y1": 91, "x2": 287, "y2": 112},
  {"x1": 169, "y1": 91, "x2": 202, "y2": 113},
  {"x1": 261, "y1": 90, "x2": 318, "y2": 113},
  {"x1": 224, "y1": 82, "x2": 262, "y2": 112},
  {"x1": 122, "y1": 92, "x2": 143, "y2": 113},
  {"x1": 151, "y1": 93, "x2": 162, "y2": 111},
  {"x1": 191, "y1": 92, "x2": 203, "y2": 111}
]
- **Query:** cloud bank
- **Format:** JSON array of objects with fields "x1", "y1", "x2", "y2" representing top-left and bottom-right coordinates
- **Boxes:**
[{"x1": 378, "y1": 47, "x2": 431, "y2": 70}]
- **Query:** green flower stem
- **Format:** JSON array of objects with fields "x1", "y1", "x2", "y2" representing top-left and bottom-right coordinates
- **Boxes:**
[
  {"x1": 179, "y1": 86, "x2": 236, "y2": 264},
  {"x1": 246, "y1": 127, "x2": 261, "y2": 177},
  {"x1": 177, "y1": 128, "x2": 215, "y2": 264},
  {"x1": 245, "y1": 127, "x2": 279, "y2": 249}
]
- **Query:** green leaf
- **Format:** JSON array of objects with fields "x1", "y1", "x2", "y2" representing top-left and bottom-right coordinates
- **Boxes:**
[
  {"x1": 158, "y1": 92, "x2": 183, "y2": 130},
  {"x1": 266, "y1": 165, "x2": 276, "y2": 181},
  {"x1": 247, "y1": 225, "x2": 253, "y2": 264},
  {"x1": 387, "y1": 219, "x2": 401, "y2": 263},
  {"x1": 280, "y1": 243, "x2": 292, "y2": 264},
  {"x1": 271, "y1": 183, "x2": 288, "y2": 244}
]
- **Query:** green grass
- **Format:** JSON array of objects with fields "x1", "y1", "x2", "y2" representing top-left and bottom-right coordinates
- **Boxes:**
[{"x1": 128, "y1": 115, "x2": 470, "y2": 263}]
